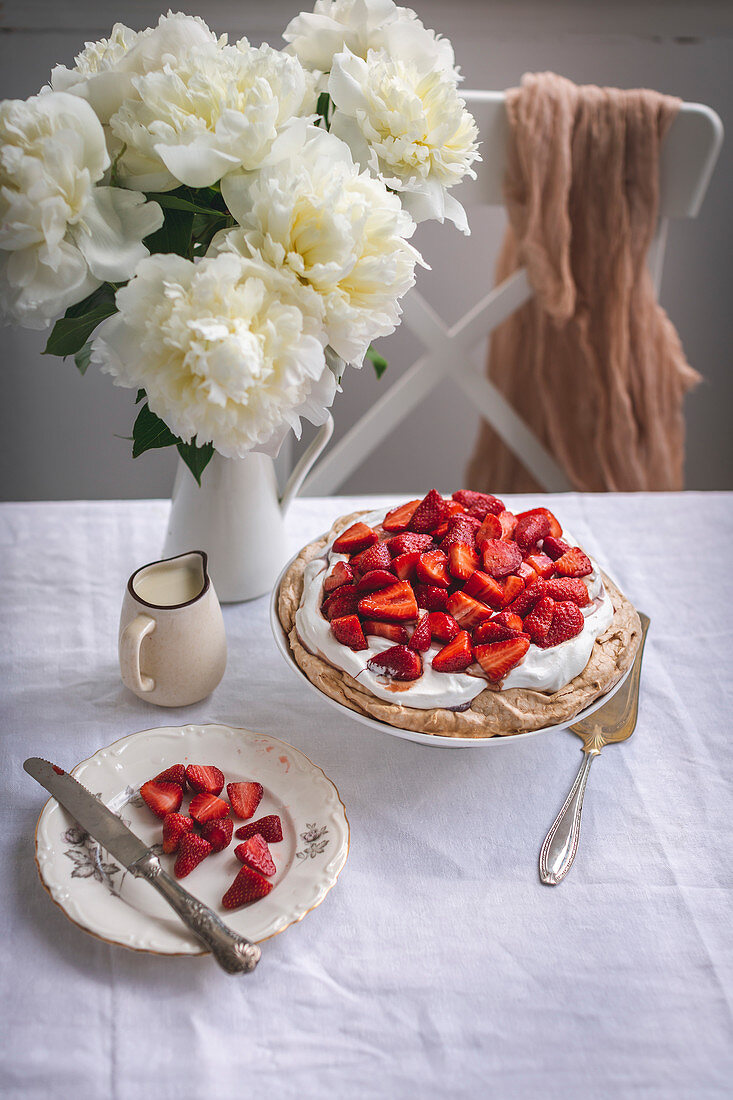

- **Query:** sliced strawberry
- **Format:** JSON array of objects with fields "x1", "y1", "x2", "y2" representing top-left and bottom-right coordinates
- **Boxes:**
[
  {"x1": 351, "y1": 541, "x2": 391, "y2": 575},
  {"x1": 446, "y1": 590, "x2": 494, "y2": 628},
  {"x1": 152, "y1": 764, "x2": 186, "y2": 786},
  {"x1": 553, "y1": 547, "x2": 593, "y2": 578},
  {"x1": 448, "y1": 543, "x2": 479, "y2": 581},
  {"x1": 358, "y1": 581, "x2": 418, "y2": 621},
  {"x1": 409, "y1": 612, "x2": 432, "y2": 653},
  {"x1": 515, "y1": 507, "x2": 562, "y2": 539},
  {"x1": 475, "y1": 513, "x2": 502, "y2": 546},
  {"x1": 382, "y1": 499, "x2": 421, "y2": 532},
  {"x1": 452, "y1": 490, "x2": 505, "y2": 517},
  {"x1": 542, "y1": 535, "x2": 571, "y2": 561},
  {"x1": 386, "y1": 532, "x2": 434, "y2": 557},
  {"x1": 235, "y1": 834, "x2": 277, "y2": 877},
  {"x1": 473, "y1": 620, "x2": 520, "y2": 644},
  {"x1": 200, "y1": 816, "x2": 234, "y2": 853},
  {"x1": 140, "y1": 779, "x2": 183, "y2": 819},
  {"x1": 463, "y1": 569, "x2": 504, "y2": 609},
  {"x1": 474, "y1": 636, "x2": 530, "y2": 682},
  {"x1": 514, "y1": 512, "x2": 551, "y2": 551},
  {"x1": 392, "y1": 551, "x2": 421, "y2": 581},
  {"x1": 354, "y1": 569, "x2": 396, "y2": 593},
  {"x1": 323, "y1": 561, "x2": 355, "y2": 593},
  {"x1": 189, "y1": 792, "x2": 229, "y2": 824},
  {"x1": 161, "y1": 812, "x2": 194, "y2": 854},
  {"x1": 481, "y1": 539, "x2": 522, "y2": 578},
  {"x1": 331, "y1": 614, "x2": 368, "y2": 650},
  {"x1": 413, "y1": 584, "x2": 448, "y2": 611},
  {"x1": 409, "y1": 489, "x2": 449, "y2": 533},
  {"x1": 516, "y1": 561, "x2": 539, "y2": 586},
  {"x1": 185, "y1": 764, "x2": 225, "y2": 796},
  {"x1": 332, "y1": 522, "x2": 378, "y2": 554},
  {"x1": 499, "y1": 575, "x2": 525, "y2": 607},
  {"x1": 321, "y1": 585, "x2": 359, "y2": 620},
  {"x1": 497, "y1": 511, "x2": 517, "y2": 540},
  {"x1": 493, "y1": 610, "x2": 524, "y2": 633},
  {"x1": 545, "y1": 577, "x2": 590, "y2": 607},
  {"x1": 173, "y1": 833, "x2": 212, "y2": 878},
  {"x1": 361, "y1": 620, "x2": 410, "y2": 644},
  {"x1": 222, "y1": 865, "x2": 273, "y2": 909},
  {"x1": 367, "y1": 645, "x2": 422, "y2": 681},
  {"x1": 525, "y1": 552, "x2": 555, "y2": 579},
  {"x1": 543, "y1": 600, "x2": 585, "y2": 647},
  {"x1": 427, "y1": 612, "x2": 461, "y2": 642},
  {"x1": 508, "y1": 578, "x2": 547, "y2": 616},
  {"x1": 440, "y1": 514, "x2": 481, "y2": 550},
  {"x1": 523, "y1": 595, "x2": 556, "y2": 643},
  {"x1": 432, "y1": 630, "x2": 473, "y2": 672},
  {"x1": 227, "y1": 781, "x2": 264, "y2": 820},
  {"x1": 416, "y1": 549, "x2": 451, "y2": 588},
  {"x1": 235, "y1": 815, "x2": 283, "y2": 844}
]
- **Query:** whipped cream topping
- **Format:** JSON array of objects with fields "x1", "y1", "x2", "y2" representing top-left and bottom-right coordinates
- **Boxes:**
[{"x1": 295, "y1": 508, "x2": 614, "y2": 710}]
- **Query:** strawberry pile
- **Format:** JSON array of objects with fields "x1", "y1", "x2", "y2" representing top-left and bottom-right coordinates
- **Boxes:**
[
  {"x1": 322, "y1": 490, "x2": 594, "y2": 686},
  {"x1": 138, "y1": 763, "x2": 284, "y2": 909}
]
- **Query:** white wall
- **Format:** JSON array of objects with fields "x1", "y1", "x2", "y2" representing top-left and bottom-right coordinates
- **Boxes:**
[{"x1": 1, "y1": 0, "x2": 731, "y2": 499}]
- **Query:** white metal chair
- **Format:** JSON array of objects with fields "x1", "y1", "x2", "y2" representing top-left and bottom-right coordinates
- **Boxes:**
[{"x1": 304, "y1": 91, "x2": 723, "y2": 495}]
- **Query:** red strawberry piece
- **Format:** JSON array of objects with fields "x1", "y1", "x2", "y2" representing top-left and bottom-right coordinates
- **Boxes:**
[
  {"x1": 474, "y1": 636, "x2": 530, "y2": 682},
  {"x1": 493, "y1": 610, "x2": 524, "y2": 633},
  {"x1": 508, "y1": 578, "x2": 547, "y2": 616},
  {"x1": 446, "y1": 590, "x2": 494, "y2": 629},
  {"x1": 185, "y1": 764, "x2": 225, "y2": 796},
  {"x1": 525, "y1": 552, "x2": 555, "y2": 579},
  {"x1": 152, "y1": 764, "x2": 186, "y2": 786},
  {"x1": 354, "y1": 569, "x2": 396, "y2": 593},
  {"x1": 409, "y1": 489, "x2": 449, "y2": 533},
  {"x1": 140, "y1": 779, "x2": 183, "y2": 819},
  {"x1": 523, "y1": 595, "x2": 556, "y2": 644},
  {"x1": 361, "y1": 620, "x2": 410, "y2": 644},
  {"x1": 444, "y1": 499, "x2": 468, "y2": 517},
  {"x1": 200, "y1": 816, "x2": 234, "y2": 853},
  {"x1": 358, "y1": 581, "x2": 418, "y2": 622},
  {"x1": 222, "y1": 865, "x2": 273, "y2": 909},
  {"x1": 367, "y1": 645, "x2": 423, "y2": 681},
  {"x1": 323, "y1": 561, "x2": 355, "y2": 593},
  {"x1": 516, "y1": 561, "x2": 539, "y2": 586},
  {"x1": 514, "y1": 512, "x2": 551, "y2": 551},
  {"x1": 545, "y1": 577, "x2": 590, "y2": 607},
  {"x1": 440, "y1": 514, "x2": 481, "y2": 550},
  {"x1": 427, "y1": 612, "x2": 461, "y2": 642},
  {"x1": 452, "y1": 490, "x2": 505, "y2": 517},
  {"x1": 409, "y1": 612, "x2": 432, "y2": 652},
  {"x1": 497, "y1": 511, "x2": 517, "y2": 540},
  {"x1": 476, "y1": 513, "x2": 502, "y2": 546},
  {"x1": 499, "y1": 575, "x2": 525, "y2": 608},
  {"x1": 413, "y1": 584, "x2": 448, "y2": 611},
  {"x1": 448, "y1": 543, "x2": 479, "y2": 581},
  {"x1": 543, "y1": 600, "x2": 585, "y2": 647},
  {"x1": 515, "y1": 507, "x2": 562, "y2": 539},
  {"x1": 382, "y1": 499, "x2": 421, "y2": 532},
  {"x1": 173, "y1": 833, "x2": 212, "y2": 878},
  {"x1": 553, "y1": 547, "x2": 593, "y2": 578},
  {"x1": 473, "y1": 620, "x2": 520, "y2": 644},
  {"x1": 235, "y1": 815, "x2": 283, "y2": 844},
  {"x1": 227, "y1": 781, "x2": 264, "y2": 820},
  {"x1": 235, "y1": 834, "x2": 277, "y2": 877},
  {"x1": 481, "y1": 539, "x2": 522, "y2": 578},
  {"x1": 542, "y1": 535, "x2": 571, "y2": 561},
  {"x1": 463, "y1": 569, "x2": 504, "y2": 609},
  {"x1": 189, "y1": 792, "x2": 229, "y2": 824},
  {"x1": 351, "y1": 541, "x2": 392, "y2": 575},
  {"x1": 416, "y1": 549, "x2": 451, "y2": 588},
  {"x1": 331, "y1": 614, "x2": 368, "y2": 650},
  {"x1": 432, "y1": 630, "x2": 474, "y2": 673},
  {"x1": 162, "y1": 813, "x2": 194, "y2": 854},
  {"x1": 392, "y1": 551, "x2": 421, "y2": 581},
  {"x1": 321, "y1": 585, "x2": 359, "y2": 620},
  {"x1": 332, "y1": 522, "x2": 379, "y2": 554},
  {"x1": 386, "y1": 532, "x2": 434, "y2": 557}
]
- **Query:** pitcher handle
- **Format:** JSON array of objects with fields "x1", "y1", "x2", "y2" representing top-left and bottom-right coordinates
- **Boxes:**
[
  {"x1": 119, "y1": 614, "x2": 156, "y2": 694},
  {"x1": 280, "y1": 413, "x2": 334, "y2": 515}
]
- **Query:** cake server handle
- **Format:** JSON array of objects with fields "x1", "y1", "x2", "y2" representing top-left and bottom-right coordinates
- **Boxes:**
[{"x1": 539, "y1": 748, "x2": 598, "y2": 885}]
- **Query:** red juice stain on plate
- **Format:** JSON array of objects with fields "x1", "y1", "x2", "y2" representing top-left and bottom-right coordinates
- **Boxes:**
[{"x1": 52, "y1": 765, "x2": 64, "y2": 775}]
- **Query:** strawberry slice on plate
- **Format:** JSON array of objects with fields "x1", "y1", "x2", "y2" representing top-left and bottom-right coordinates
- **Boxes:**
[
  {"x1": 222, "y1": 865, "x2": 273, "y2": 909},
  {"x1": 416, "y1": 549, "x2": 451, "y2": 588},
  {"x1": 472, "y1": 620, "x2": 520, "y2": 644},
  {"x1": 323, "y1": 561, "x2": 355, "y2": 592},
  {"x1": 448, "y1": 543, "x2": 479, "y2": 581},
  {"x1": 409, "y1": 489, "x2": 449, "y2": 533},
  {"x1": 507, "y1": 578, "x2": 546, "y2": 616},
  {"x1": 227, "y1": 781, "x2": 264, "y2": 820},
  {"x1": 140, "y1": 779, "x2": 183, "y2": 819},
  {"x1": 200, "y1": 816, "x2": 234, "y2": 852},
  {"x1": 515, "y1": 506, "x2": 562, "y2": 539},
  {"x1": 358, "y1": 581, "x2": 418, "y2": 621},
  {"x1": 413, "y1": 584, "x2": 448, "y2": 611},
  {"x1": 497, "y1": 511, "x2": 517, "y2": 540},
  {"x1": 481, "y1": 539, "x2": 522, "y2": 578},
  {"x1": 354, "y1": 569, "x2": 397, "y2": 593},
  {"x1": 235, "y1": 834, "x2": 276, "y2": 877},
  {"x1": 524, "y1": 552, "x2": 555, "y2": 580},
  {"x1": 162, "y1": 812, "x2": 194, "y2": 854},
  {"x1": 409, "y1": 612, "x2": 432, "y2": 652},
  {"x1": 542, "y1": 535, "x2": 571, "y2": 561},
  {"x1": 351, "y1": 541, "x2": 391, "y2": 575},
  {"x1": 499, "y1": 575, "x2": 525, "y2": 608},
  {"x1": 386, "y1": 532, "x2": 434, "y2": 557},
  {"x1": 452, "y1": 490, "x2": 505, "y2": 517},
  {"x1": 440, "y1": 514, "x2": 481, "y2": 549},
  {"x1": 392, "y1": 551, "x2": 421, "y2": 581},
  {"x1": 542, "y1": 600, "x2": 585, "y2": 647},
  {"x1": 475, "y1": 513, "x2": 502, "y2": 546},
  {"x1": 427, "y1": 612, "x2": 460, "y2": 642},
  {"x1": 523, "y1": 595, "x2": 556, "y2": 644},
  {"x1": 332, "y1": 522, "x2": 378, "y2": 554},
  {"x1": 331, "y1": 614, "x2": 368, "y2": 650},
  {"x1": 367, "y1": 645, "x2": 423, "y2": 681},
  {"x1": 553, "y1": 547, "x2": 593, "y2": 578},
  {"x1": 152, "y1": 764, "x2": 186, "y2": 786},
  {"x1": 545, "y1": 577, "x2": 590, "y2": 607},
  {"x1": 514, "y1": 512, "x2": 551, "y2": 551},
  {"x1": 382, "y1": 499, "x2": 421, "y2": 532},
  {"x1": 189, "y1": 792, "x2": 229, "y2": 824},
  {"x1": 235, "y1": 815, "x2": 283, "y2": 844},
  {"x1": 432, "y1": 630, "x2": 473, "y2": 672},
  {"x1": 361, "y1": 620, "x2": 410, "y2": 644},
  {"x1": 446, "y1": 590, "x2": 494, "y2": 629},
  {"x1": 474, "y1": 636, "x2": 530, "y2": 682},
  {"x1": 185, "y1": 764, "x2": 225, "y2": 796},
  {"x1": 321, "y1": 585, "x2": 359, "y2": 620},
  {"x1": 463, "y1": 570, "x2": 504, "y2": 609},
  {"x1": 493, "y1": 610, "x2": 524, "y2": 633},
  {"x1": 173, "y1": 833, "x2": 212, "y2": 878}
]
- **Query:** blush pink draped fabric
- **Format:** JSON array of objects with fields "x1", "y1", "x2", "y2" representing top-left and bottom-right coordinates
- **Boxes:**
[{"x1": 466, "y1": 72, "x2": 701, "y2": 493}]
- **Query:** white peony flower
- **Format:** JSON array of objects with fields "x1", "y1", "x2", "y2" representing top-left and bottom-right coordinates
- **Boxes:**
[
  {"x1": 218, "y1": 120, "x2": 421, "y2": 365},
  {"x1": 110, "y1": 39, "x2": 316, "y2": 192},
  {"x1": 283, "y1": 0, "x2": 457, "y2": 79},
  {"x1": 329, "y1": 47, "x2": 479, "y2": 232},
  {"x1": 91, "y1": 251, "x2": 336, "y2": 458},
  {"x1": 0, "y1": 91, "x2": 163, "y2": 330}
]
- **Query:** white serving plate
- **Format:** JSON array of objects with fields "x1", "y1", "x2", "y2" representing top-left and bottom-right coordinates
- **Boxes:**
[
  {"x1": 35, "y1": 723, "x2": 349, "y2": 955},
  {"x1": 270, "y1": 550, "x2": 631, "y2": 750}
]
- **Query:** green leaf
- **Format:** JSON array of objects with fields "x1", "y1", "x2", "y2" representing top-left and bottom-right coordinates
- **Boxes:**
[
  {"x1": 145, "y1": 192, "x2": 224, "y2": 216},
  {"x1": 74, "y1": 342, "x2": 93, "y2": 375},
  {"x1": 366, "y1": 345, "x2": 388, "y2": 379},
  {"x1": 144, "y1": 208, "x2": 194, "y2": 258},
  {"x1": 44, "y1": 301, "x2": 117, "y2": 357},
  {"x1": 177, "y1": 439, "x2": 214, "y2": 485},
  {"x1": 64, "y1": 282, "x2": 116, "y2": 318},
  {"x1": 135, "y1": 389, "x2": 146, "y2": 404},
  {"x1": 316, "y1": 91, "x2": 332, "y2": 130},
  {"x1": 131, "y1": 403, "x2": 179, "y2": 458}
]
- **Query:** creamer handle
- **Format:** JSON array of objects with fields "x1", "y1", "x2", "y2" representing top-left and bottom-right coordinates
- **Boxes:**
[{"x1": 119, "y1": 614, "x2": 156, "y2": 694}]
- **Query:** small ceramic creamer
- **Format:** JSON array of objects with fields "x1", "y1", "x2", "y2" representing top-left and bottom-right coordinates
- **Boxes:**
[{"x1": 119, "y1": 551, "x2": 226, "y2": 707}]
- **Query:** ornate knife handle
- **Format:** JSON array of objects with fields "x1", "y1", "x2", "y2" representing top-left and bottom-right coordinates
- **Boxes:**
[
  {"x1": 539, "y1": 750, "x2": 597, "y2": 886},
  {"x1": 131, "y1": 852, "x2": 261, "y2": 974}
]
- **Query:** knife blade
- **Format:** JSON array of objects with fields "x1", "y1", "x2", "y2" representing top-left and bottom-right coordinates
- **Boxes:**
[{"x1": 25, "y1": 757, "x2": 261, "y2": 974}]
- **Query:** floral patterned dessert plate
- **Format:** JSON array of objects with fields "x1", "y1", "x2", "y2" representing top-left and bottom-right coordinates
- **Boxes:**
[{"x1": 34, "y1": 723, "x2": 349, "y2": 956}]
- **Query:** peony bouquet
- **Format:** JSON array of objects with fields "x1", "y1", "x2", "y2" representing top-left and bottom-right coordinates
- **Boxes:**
[{"x1": 0, "y1": 2, "x2": 479, "y2": 482}]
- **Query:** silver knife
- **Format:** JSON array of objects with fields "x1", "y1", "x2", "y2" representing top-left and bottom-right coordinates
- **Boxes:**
[{"x1": 24, "y1": 757, "x2": 261, "y2": 974}]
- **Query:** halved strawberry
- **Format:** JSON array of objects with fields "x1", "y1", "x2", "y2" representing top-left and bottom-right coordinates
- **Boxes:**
[
  {"x1": 542, "y1": 535, "x2": 571, "y2": 561},
  {"x1": 515, "y1": 507, "x2": 562, "y2": 539},
  {"x1": 524, "y1": 552, "x2": 555, "y2": 579},
  {"x1": 189, "y1": 792, "x2": 229, "y2": 824},
  {"x1": 440, "y1": 514, "x2": 481, "y2": 549},
  {"x1": 235, "y1": 815, "x2": 283, "y2": 844},
  {"x1": 463, "y1": 569, "x2": 504, "y2": 608},
  {"x1": 553, "y1": 547, "x2": 593, "y2": 578},
  {"x1": 545, "y1": 577, "x2": 590, "y2": 607},
  {"x1": 473, "y1": 620, "x2": 520, "y2": 644},
  {"x1": 409, "y1": 612, "x2": 432, "y2": 653},
  {"x1": 416, "y1": 549, "x2": 451, "y2": 588},
  {"x1": 446, "y1": 590, "x2": 494, "y2": 628},
  {"x1": 452, "y1": 490, "x2": 505, "y2": 517},
  {"x1": 200, "y1": 816, "x2": 234, "y2": 853},
  {"x1": 222, "y1": 865, "x2": 273, "y2": 909},
  {"x1": 235, "y1": 834, "x2": 276, "y2": 877},
  {"x1": 514, "y1": 512, "x2": 551, "y2": 551},
  {"x1": 321, "y1": 585, "x2": 359, "y2": 620},
  {"x1": 351, "y1": 541, "x2": 391, "y2": 575},
  {"x1": 358, "y1": 581, "x2": 418, "y2": 621},
  {"x1": 413, "y1": 584, "x2": 448, "y2": 611},
  {"x1": 409, "y1": 489, "x2": 449, "y2": 533},
  {"x1": 331, "y1": 614, "x2": 368, "y2": 650},
  {"x1": 523, "y1": 595, "x2": 556, "y2": 643},
  {"x1": 475, "y1": 513, "x2": 502, "y2": 546},
  {"x1": 497, "y1": 511, "x2": 517, "y2": 540},
  {"x1": 173, "y1": 833, "x2": 212, "y2": 878},
  {"x1": 152, "y1": 764, "x2": 186, "y2": 786},
  {"x1": 185, "y1": 764, "x2": 225, "y2": 795},
  {"x1": 542, "y1": 600, "x2": 585, "y2": 647},
  {"x1": 367, "y1": 645, "x2": 422, "y2": 681},
  {"x1": 474, "y1": 636, "x2": 530, "y2": 682},
  {"x1": 140, "y1": 779, "x2": 183, "y2": 819},
  {"x1": 227, "y1": 781, "x2": 264, "y2": 820},
  {"x1": 332, "y1": 522, "x2": 378, "y2": 554},
  {"x1": 508, "y1": 578, "x2": 547, "y2": 616},
  {"x1": 516, "y1": 561, "x2": 539, "y2": 586},
  {"x1": 162, "y1": 812, "x2": 194, "y2": 854},
  {"x1": 448, "y1": 543, "x2": 479, "y2": 581},
  {"x1": 323, "y1": 561, "x2": 355, "y2": 592},
  {"x1": 361, "y1": 620, "x2": 410, "y2": 644},
  {"x1": 481, "y1": 539, "x2": 522, "y2": 578},
  {"x1": 386, "y1": 532, "x2": 434, "y2": 557},
  {"x1": 427, "y1": 612, "x2": 461, "y2": 642},
  {"x1": 354, "y1": 569, "x2": 396, "y2": 593},
  {"x1": 499, "y1": 575, "x2": 525, "y2": 607},
  {"x1": 432, "y1": 630, "x2": 473, "y2": 672},
  {"x1": 382, "y1": 499, "x2": 421, "y2": 532},
  {"x1": 493, "y1": 610, "x2": 524, "y2": 633},
  {"x1": 392, "y1": 551, "x2": 421, "y2": 581}
]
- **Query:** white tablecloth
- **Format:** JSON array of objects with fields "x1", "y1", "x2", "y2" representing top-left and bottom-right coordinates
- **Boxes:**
[{"x1": 1, "y1": 493, "x2": 731, "y2": 1099}]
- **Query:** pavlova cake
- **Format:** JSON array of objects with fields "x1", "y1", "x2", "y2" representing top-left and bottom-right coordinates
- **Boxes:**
[{"x1": 278, "y1": 490, "x2": 641, "y2": 738}]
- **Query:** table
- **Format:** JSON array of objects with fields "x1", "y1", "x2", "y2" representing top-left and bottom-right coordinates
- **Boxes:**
[{"x1": 1, "y1": 493, "x2": 731, "y2": 1099}]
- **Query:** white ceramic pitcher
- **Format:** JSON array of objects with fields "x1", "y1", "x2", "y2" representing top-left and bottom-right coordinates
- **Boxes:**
[{"x1": 163, "y1": 415, "x2": 333, "y2": 603}]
